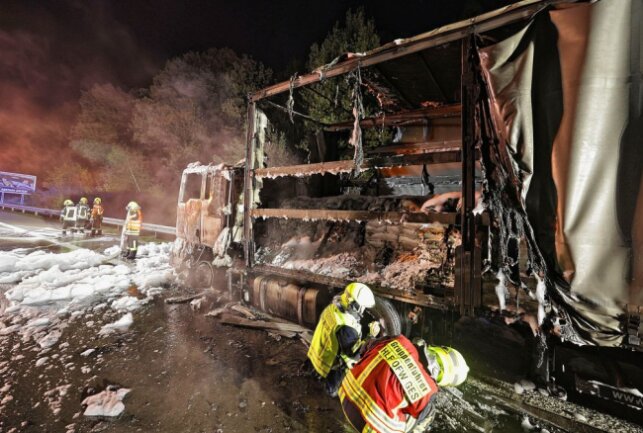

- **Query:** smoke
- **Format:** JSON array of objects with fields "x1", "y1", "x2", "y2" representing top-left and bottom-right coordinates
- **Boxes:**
[{"x1": 0, "y1": 2, "x2": 156, "y2": 185}]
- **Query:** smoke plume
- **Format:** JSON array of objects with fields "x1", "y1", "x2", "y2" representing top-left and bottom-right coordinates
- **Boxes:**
[{"x1": 0, "y1": 2, "x2": 156, "y2": 186}]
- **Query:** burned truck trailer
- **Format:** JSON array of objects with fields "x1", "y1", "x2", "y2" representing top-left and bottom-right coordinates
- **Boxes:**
[{"x1": 172, "y1": 0, "x2": 643, "y2": 423}]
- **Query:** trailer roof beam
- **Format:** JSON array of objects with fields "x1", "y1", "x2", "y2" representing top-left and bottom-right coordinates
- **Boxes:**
[
  {"x1": 324, "y1": 103, "x2": 461, "y2": 132},
  {"x1": 250, "y1": 0, "x2": 572, "y2": 102}
]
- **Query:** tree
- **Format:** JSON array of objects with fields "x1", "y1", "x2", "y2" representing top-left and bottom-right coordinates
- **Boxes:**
[
  {"x1": 70, "y1": 84, "x2": 148, "y2": 191},
  {"x1": 69, "y1": 49, "x2": 271, "y2": 199},
  {"x1": 46, "y1": 161, "x2": 96, "y2": 205},
  {"x1": 302, "y1": 8, "x2": 380, "y2": 125},
  {"x1": 296, "y1": 8, "x2": 390, "y2": 165},
  {"x1": 133, "y1": 48, "x2": 272, "y2": 173}
]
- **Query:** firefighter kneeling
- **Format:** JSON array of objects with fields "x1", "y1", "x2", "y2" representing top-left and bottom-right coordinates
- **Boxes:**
[
  {"x1": 121, "y1": 201, "x2": 142, "y2": 259},
  {"x1": 339, "y1": 335, "x2": 469, "y2": 433},
  {"x1": 308, "y1": 283, "x2": 378, "y2": 397}
]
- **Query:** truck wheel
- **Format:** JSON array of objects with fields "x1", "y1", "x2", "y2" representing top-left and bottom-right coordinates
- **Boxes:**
[
  {"x1": 189, "y1": 261, "x2": 214, "y2": 289},
  {"x1": 368, "y1": 297, "x2": 402, "y2": 337}
]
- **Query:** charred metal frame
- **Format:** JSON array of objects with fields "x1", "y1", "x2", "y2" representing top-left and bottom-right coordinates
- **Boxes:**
[
  {"x1": 323, "y1": 104, "x2": 461, "y2": 131},
  {"x1": 243, "y1": 0, "x2": 575, "y2": 308},
  {"x1": 455, "y1": 35, "x2": 482, "y2": 316},
  {"x1": 251, "y1": 208, "x2": 457, "y2": 225},
  {"x1": 253, "y1": 150, "x2": 463, "y2": 179},
  {"x1": 249, "y1": 0, "x2": 574, "y2": 102},
  {"x1": 243, "y1": 102, "x2": 256, "y2": 267}
]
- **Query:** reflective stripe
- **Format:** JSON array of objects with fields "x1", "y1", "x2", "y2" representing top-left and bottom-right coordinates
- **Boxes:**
[
  {"x1": 379, "y1": 340, "x2": 431, "y2": 404},
  {"x1": 342, "y1": 369, "x2": 407, "y2": 433},
  {"x1": 342, "y1": 374, "x2": 398, "y2": 433},
  {"x1": 77, "y1": 205, "x2": 89, "y2": 220},
  {"x1": 357, "y1": 353, "x2": 383, "y2": 385},
  {"x1": 447, "y1": 348, "x2": 466, "y2": 386},
  {"x1": 63, "y1": 207, "x2": 76, "y2": 221},
  {"x1": 431, "y1": 346, "x2": 457, "y2": 386},
  {"x1": 125, "y1": 210, "x2": 143, "y2": 235}
]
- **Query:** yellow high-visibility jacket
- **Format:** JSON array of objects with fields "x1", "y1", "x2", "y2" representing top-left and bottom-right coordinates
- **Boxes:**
[
  {"x1": 125, "y1": 209, "x2": 142, "y2": 235},
  {"x1": 308, "y1": 302, "x2": 361, "y2": 378}
]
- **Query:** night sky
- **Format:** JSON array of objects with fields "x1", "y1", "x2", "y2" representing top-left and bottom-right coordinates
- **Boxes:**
[{"x1": 1, "y1": 0, "x2": 508, "y2": 178}]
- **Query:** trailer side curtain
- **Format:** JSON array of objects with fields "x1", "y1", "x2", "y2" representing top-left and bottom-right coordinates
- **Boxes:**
[{"x1": 478, "y1": 0, "x2": 643, "y2": 347}]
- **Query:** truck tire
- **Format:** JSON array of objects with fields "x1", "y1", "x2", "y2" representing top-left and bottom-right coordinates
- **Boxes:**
[
  {"x1": 189, "y1": 261, "x2": 214, "y2": 289},
  {"x1": 368, "y1": 297, "x2": 402, "y2": 337}
]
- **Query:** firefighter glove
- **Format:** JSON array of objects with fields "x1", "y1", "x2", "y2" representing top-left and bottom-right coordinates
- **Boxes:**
[{"x1": 368, "y1": 321, "x2": 381, "y2": 338}]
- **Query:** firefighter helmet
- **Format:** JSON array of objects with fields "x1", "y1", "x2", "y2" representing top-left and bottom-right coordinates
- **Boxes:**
[
  {"x1": 94, "y1": 197, "x2": 102, "y2": 204},
  {"x1": 126, "y1": 201, "x2": 140, "y2": 211},
  {"x1": 63, "y1": 199, "x2": 73, "y2": 206},
  {"x1": 79, "y1": 197, "x2": 88, "y2": 205},
  {"x1": 340, "y1": 282, "x2": 375, "y2": 316},
  {"x1": 414, "y1": 339, "x2": 469, "y2": 387}
]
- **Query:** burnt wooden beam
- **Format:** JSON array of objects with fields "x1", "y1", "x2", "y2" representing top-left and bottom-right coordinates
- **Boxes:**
[
  {"x1": 250, "y1": 0, "x2": 573, "y2": 102},
  {"x1": 251, "y1": 208, "x2": 457, "y2": 225},
  {"x1": 324, "y1": 104, "x2": 461, "y2": 132},
  {"x1": 367, "y1": 140, "x2": 461, "y2": 155},
  {"x1": 254, "y1": 148, "x2": 463, "y2": 179}
]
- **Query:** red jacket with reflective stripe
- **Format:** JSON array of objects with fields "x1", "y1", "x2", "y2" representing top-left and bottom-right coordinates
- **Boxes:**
[{"x1": 342, "y1": 335, "x2": 438, "y2": 432}]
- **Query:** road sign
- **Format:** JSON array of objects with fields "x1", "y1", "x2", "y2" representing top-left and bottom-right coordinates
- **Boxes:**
[{"x1": 0, "y1": 171, "x2": 37, "y2": 194}]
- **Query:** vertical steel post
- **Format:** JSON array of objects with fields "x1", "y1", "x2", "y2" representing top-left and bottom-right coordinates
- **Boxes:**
[
  {"x1": 243, "y1": 102, "x2": 257, "y2": 267},
  {"x1": 457, "y1": 35, "x2": 480, "y2": 316}
]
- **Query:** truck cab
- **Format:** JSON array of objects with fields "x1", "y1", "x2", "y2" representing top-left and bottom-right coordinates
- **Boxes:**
[{"x1": 172, "y1": 163, "x2": 244, "y2": 285}]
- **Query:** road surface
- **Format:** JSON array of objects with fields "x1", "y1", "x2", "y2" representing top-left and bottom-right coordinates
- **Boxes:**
[{"x1": 0, "y1": 211, "x2": 640, "y2": 433}]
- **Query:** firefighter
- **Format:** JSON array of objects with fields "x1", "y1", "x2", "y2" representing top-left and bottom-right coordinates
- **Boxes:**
[
  {"x1": 121, "y1": 201, "x2": 142, "y2": 259},
  {"x1": 60, "y1": 199, "x2": 76, "y2": 236},
  {"x1": 339, "y1": 335, "x2": 469, "y2": 433},
  {"x1": 90, "y1": 197, "x2": 104, "y2": 236},
  {"x1": 308, "y1": 282, "x2": 378, "y2": 397},
  {"x1": 76, "y1": 197, "x2": 90, "y2": 234}
]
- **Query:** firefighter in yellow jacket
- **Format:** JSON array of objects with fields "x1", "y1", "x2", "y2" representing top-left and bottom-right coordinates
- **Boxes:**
[
  {"x1": 121, "y1": 201, "x2": 142, "y2": 259},
  {"x1": 308, "y1": 282, "x2": 378, "y2": 397},
  {"x1": 76, "y1": 197, "x2": 90, "y2": 234},
  {"x1": 60, "y1": 199, "x2": 76, "y2": 236}
]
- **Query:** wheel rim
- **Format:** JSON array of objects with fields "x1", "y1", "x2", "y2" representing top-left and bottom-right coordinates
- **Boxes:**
[{"x1": 193, "y1": 261, "x2": 214, "y2": 288}]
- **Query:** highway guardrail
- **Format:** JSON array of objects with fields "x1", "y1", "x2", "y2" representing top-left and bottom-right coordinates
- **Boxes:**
[{"x1": 0, "y1": 203, "x2": 176, "y2": 237}]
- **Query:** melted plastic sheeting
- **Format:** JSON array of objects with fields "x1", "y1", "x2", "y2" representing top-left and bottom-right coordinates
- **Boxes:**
[{"x1": 478, "y1": 0, "x2": 642, "y2": 347}]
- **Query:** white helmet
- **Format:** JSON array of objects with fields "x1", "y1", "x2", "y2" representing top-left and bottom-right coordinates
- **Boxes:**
[
  {"x1": 340, "y1": 282, "x2": 375, "y2": 316},
  {"x1": 415, "y1": 339, "x2": 469, "y2": 387}
]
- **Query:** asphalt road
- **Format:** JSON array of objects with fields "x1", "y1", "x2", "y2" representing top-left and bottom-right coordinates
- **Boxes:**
[
  {"x1": 1, "y1": 210, "x2": 640, "y2": 433},
  {"x1": 0, "y1": 211, "x2": 347, "y2": 433}
]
